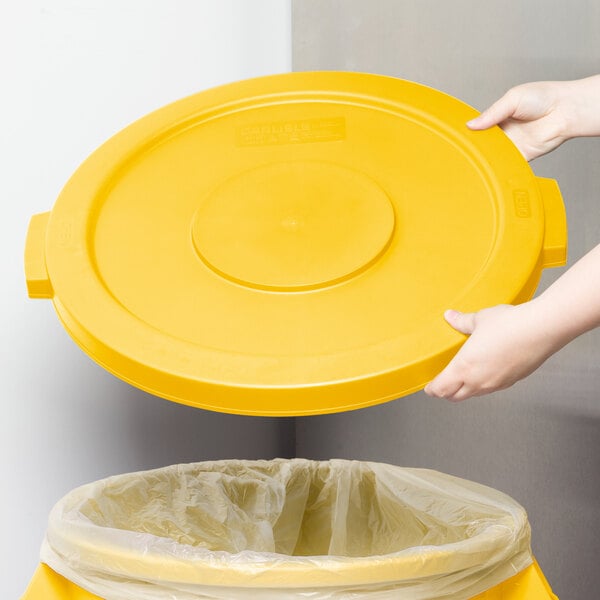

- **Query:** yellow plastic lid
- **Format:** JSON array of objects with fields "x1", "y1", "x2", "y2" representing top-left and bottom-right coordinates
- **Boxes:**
[{"x1": 25, "y1": 72, "x2": 567, "y2": 416}]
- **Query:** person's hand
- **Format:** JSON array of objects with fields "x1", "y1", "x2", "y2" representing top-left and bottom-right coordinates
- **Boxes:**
[
  {"x1": 424, "y1": 303, "x2": 560, "y2": 401},
  {"x1": 467, "y1": 75, "x2": 600, "y2": 161},
  {"x1": 424, "y1": 244, "x2": 600, "y2": 401}
]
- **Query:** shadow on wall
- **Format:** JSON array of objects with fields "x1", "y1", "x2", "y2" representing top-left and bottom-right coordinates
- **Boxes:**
[
  {"x1": 109, "y1": 382, "x2": 296, "y2": 471},
  {"x1": 514, "y1": 405, "x2": 600, "y2": 600}
]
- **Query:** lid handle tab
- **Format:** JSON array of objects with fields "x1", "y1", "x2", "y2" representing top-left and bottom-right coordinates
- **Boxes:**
[
  {"x1": 25, "y1": 212, "x2": 53, "y2": 299},
  {"x1": 537, "y1": 177, "x2": 567, "y2": 268}
]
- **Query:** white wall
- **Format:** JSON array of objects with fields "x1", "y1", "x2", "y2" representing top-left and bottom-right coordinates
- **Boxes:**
[{"x1": 0, "y1": 2, "x2": 291, "y2": 597}]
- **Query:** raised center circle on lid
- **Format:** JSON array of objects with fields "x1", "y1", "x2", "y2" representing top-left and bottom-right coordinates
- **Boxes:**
[{"x1": 191, "y1": 161, "x2": 395, "y2": 291}]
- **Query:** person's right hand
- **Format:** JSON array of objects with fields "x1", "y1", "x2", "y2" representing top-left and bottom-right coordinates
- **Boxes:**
[{"x1": 467, "y1": 75, "x2": 600, "y2": 161}]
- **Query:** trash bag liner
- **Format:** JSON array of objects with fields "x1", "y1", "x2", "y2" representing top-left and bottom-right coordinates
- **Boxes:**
[{"x1": 41, "y1": 459, "x2": 532, "y2": 600}]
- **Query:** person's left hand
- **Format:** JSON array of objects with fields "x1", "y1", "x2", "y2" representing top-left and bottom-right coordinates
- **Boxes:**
[{"x1": 424, "y1": 303, "x2": 558, "y2": 401}]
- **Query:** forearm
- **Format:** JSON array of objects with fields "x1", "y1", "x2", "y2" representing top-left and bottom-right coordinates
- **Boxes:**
[
  {"x1": 530, "y1": 243, "x2": 600, "y2": 349},
  {"x1": 561, "y1": 75, "x2": 600, "y2": 139}
]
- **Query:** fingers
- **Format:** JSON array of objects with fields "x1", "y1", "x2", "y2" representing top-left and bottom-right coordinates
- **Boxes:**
[
  {"x1": 444, "y1": 309, "x2": 476, "y2": 335},
  {"x1": 448, "y1": 385, "x2": 474, "y2": 402},
  {"x1": 496, "y1": 121, "x2": 535, "y2": 161},
  {"x1": 467, "y1": 89, "x2": 519, "y2": 130},
  {"x1": 424, "y1": 309, "x2": 477, "y2": 400},
  {"x1": 424, "y1": 366, "x2": 464, "y2": 400}
]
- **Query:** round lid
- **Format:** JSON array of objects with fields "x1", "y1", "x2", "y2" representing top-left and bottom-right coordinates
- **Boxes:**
[{"x1": 25, "y1": 72, "x2": 567, "y2": 416}]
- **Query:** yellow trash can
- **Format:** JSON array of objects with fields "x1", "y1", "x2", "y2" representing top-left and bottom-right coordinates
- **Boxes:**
[
  {"x1": 23, "y1": 560, "x2": 558, "y2": 600},
  {"x1": 22, "y1": 459, "x2": 558, "y2": 600}
]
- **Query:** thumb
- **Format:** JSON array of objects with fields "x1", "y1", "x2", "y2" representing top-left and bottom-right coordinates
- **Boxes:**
[
  {"x1": 467, "y1": 90, "x2": 519, "y2": 130},
  {"x1": 444, "y1": 309, "x2": 476, "y2": 335}
]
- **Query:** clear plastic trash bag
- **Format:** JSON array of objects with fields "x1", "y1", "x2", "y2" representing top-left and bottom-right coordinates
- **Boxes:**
[{"x1": 41, "y1": 459, "x2": 532, "y2": 600}]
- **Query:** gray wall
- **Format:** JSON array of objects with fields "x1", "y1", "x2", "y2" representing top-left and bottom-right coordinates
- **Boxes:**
[{"x1": 293, "y1": 2, "x2": 600, "y2": 599}]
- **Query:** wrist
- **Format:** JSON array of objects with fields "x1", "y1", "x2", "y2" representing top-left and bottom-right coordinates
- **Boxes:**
[
  {"x1": 560, "y1": 75, "x2": 600, "y2": 139},
  {"x1": 526, "y1": 294, "x2": 580, "y2": 351}
]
